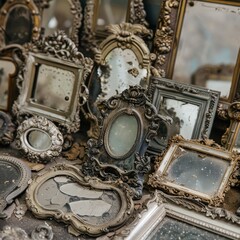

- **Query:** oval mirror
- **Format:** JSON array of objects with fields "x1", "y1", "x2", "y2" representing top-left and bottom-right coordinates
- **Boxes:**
[{"x1": 107, "y1": 113, "x2": 138, "y2": 158}]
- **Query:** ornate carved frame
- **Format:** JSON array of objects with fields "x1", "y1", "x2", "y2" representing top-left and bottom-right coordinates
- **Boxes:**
[
  {"x1": 116, "y1": 191, "x2": 240, "y2": 239},
  {"x1": 26, "y1": 164, "x2": 134, "y2": 237},
  {"x1": 148, "y1": 136, "x2": 239, "y2": 206},
  {"x1": 81, "y1": 0, "x2": 149, "y2": 50},
  {"x1": 13, "y1": 31, "x2": 93, "y2": 133},
  {"x1": 0, "y1": 44, "x2": 25, "y2": 112},
  {"x1": 15, "y1": 116, "x2": 64, "y2": 163},
  {"x1": 83, "y1": 86, "x2": 164, "y2": 199},
  {"x1": 148, "y1": 77, "x2": 220, "y2": 153},
  {"x1": 0, "y1": 0, "x2": 41, "y2": 47},
  {"x1": 152, "y1": 0, "x2": 240, "y2": 104},
  {"x1": 0, "y1": 155, "x2": 31, "y2": 218},
  {"x1": 0, "y1": 111, "x2": 15, "y2": 145}
]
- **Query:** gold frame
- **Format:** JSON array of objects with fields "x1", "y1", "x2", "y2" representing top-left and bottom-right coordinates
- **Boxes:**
[{"x1": 148, "y1": 136, "x2": 239, "y2": 206}]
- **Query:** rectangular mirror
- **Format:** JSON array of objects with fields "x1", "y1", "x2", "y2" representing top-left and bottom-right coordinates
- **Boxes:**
[{"x1": 153, "y1": 0, "x2": 240, "y2": 102}]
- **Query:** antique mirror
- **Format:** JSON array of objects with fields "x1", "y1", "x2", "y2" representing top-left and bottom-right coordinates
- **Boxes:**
[
  {"x1": 13, "y1": 31, "x2": 93, "y2": 133},
  {"x1": 0, "y1": 155, "x2": 31, "y2": 218},
  {"x1": 148, "y1": 77, "x2": 220, "y2": 153},
  {"x1": 0, "y1": 0, "x2": 41, "y2": 47},
  {"x1": 16, "y1": 116, "x2": 64, "y2": 163},
  {"x1": 0, "y1": 111, "x2": 15, "y2": 145},
  {"x1": 0, "y1": 45, "x2": 25, "y2": 112},
  {"x1": 121, "y1": 192, "x2": 240, "y2": 240},
  {"x1": 148, "y1": 136, "x2": 238, "y2": 206},
  {"x1": 153, "y1": 0, "x2": 240, "y2": 102},
  {"x1": 81, "y1": 0, "x2": 149, "y2": 50},
  {"x1": 26, "y1": 164, "x2": 134, "y2": 237},
  {"x1": 83, "y1": 86, "x2": 165, "y2": 199},
  {"x1": 41, "y1": 0, "x2": 82, "y2": 46}
]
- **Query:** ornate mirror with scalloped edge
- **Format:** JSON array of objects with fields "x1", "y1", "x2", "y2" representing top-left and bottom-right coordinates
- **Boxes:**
[
  {"x1": 26, "y1": 164, "x2": 134, "y2": 237},
  {"x1": 0, "y1": 155, "x2": 31, "y2": 218},
  {"x1": 153, "y1": 0, "x2": 240, "y2": 103},
  {"x1": 13, "y1": 31, "x2": 93, "y2": 134},
  {"x1": 83, "y1": 86, "x2": 167, "y2": 199},
  {"x1": 0, "y1": 0, "x2": 41, "y2": 47}
]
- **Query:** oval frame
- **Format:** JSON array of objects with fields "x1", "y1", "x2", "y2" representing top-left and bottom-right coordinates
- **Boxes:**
[
  {"x1": 0, "y1": 0, "x2": 41, "y2": 46},
  {"x1": 104, "y1": 109, "x2": 142, "y2": 160},
  {"x1": 16, "y1": 116, "x2": 64, "y2": 163}
]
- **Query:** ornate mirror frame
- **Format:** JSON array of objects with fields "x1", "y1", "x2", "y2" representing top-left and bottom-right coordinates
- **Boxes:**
[
  {"x1": 118, "y1": 191, "x2": 240, "y2": 239},
  {"x1": 0, "y1": 111, "x2": 15, "y2": 145},
  {"x1": 152, "y1": 0, "x2": 240, "y2": 104},
  {"x1": 0, "y1": 155, "x2": 31, "y2": 218},
  {"x1": 26, "y1": 164, "x2": 134, "y2": 237},
  {"x1": 15, "y1": 116, "x2": 64, "y2": 163},
  {"x1": 0, "y1": 44, "x2": 25, "y2": 112},
  {"x1": 0, "y1": 0, "x2": 41, "y2": 47},
  {"x1": 148, "y1": 136, "x2": 239, "y2": 206},
  {"x1": 148, "y1": 77, "x2": 220, "y2": 153},
  {"x1": 13, "y1": 31, "x2": 93, "y2": 133},
  {"x1": 81, "y1": 0, "x2": 149, "y2": 50},
  {"x1": 83, "y1": 86, "x2": 165, "y2": 199}
]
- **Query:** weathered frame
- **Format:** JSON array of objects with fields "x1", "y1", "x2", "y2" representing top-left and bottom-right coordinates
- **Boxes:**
[
  {"x1": 152, "y1": 0, "x2": 240, "y2": 103},
  {"x1": 13, "y1": 31, "x2": 93, "y2": 133},
  {"x1": 148, "y1": 136, "x2": 239, "y2": 206},
  {"x1": 0, "y1": 111, "x2": 15, "y2": 145},
  {"x1": 26, "y1": 164, "x2": 134, "y2": 237},
  {"x1": 15, "y1": 116, "x2": 64, "y2": 163},
  {"x1": 0, "y1": 0, "x2": 41, "y2": 46}
]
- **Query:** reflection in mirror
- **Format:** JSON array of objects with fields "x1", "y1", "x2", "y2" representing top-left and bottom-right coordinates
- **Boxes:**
[
  {"x1": 97, "y1": 48, "x2": 148, "y2": 100},
  {"x1": 172, "y1": 1, "x2": 240, "y2": 99},
  {"x1": 27, "y1": 129, "x2": 52, "y2": 151},
  {"x1": 33, "y1": 64, "x2": 75, "y2": 113},
  {"x1": 0, "y1": 60, "x2": 15, "y2": 110},
  {"x1": 107, "y1": 114, "x2": 138, "y2": 157}
]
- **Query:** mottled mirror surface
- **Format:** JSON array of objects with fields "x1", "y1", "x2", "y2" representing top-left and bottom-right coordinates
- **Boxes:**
[
  {"x1": 42, "y1": 0, "x2": 73, "y2": 37},
  {"x1": 108, "y1": 114, "x2": 138, "y2": 157},
  {"x1": 33, "y1": 64, "x2": 75, "y2": 112},
  {"x1": 173, "y1": 1, "x2": 240, "y2": 98},
  {"x1": 95, "y1": 0, "x2": 128, "y2": 32},
  {"x1": 5, "y1": 6, "x2": 33, "y2": 45},
  {"x1": 233, "y1": 128, "x2": 240, "y2": 152},
  {"x1": 0, "y1": 162, "x2": 21, "y2": 197},
  {"x1": 37, "y1": 176, "x2": 121, "y2": 225},
  {"x1": 0, "y1": 60, "x2": 15, "y2": 110},
  {"x1": 159, "y1": 98, "x2": 199, "y2": 139},
  {"x1": 97, "y1": 48, "x2": 147, "y2": 100},
  {"x1": 27, "y1": 129, "x2": 52, "y2": 151},
  {"x1": 166, "y1": 147, "x2": 230, "y2": 195},
  {"x1": 147, "y1": 217, "x2": 229, "y2": 240}
]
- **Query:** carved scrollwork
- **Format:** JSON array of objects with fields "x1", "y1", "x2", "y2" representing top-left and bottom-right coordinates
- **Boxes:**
[
  {"x1": 15, "y1": 116, "x2": 64, "y2": 163},
  {"x1": 228, "y1": 102, "x2": 240, "y2": 121},
  {"x1": 0, "y1": 111, "x2": 15, "y2": 145}
]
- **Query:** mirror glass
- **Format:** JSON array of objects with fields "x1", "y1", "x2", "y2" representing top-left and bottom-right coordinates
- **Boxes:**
[
  {"x1": 42, "y1": 0, "x2": 73, "y2": 37},
  {"x1": 166, "y1": 147, "x2": 230, "y2": 195},
  {"x1": 108, "y1": 114, "x2": 138, "y2": 157},
  {"x1": 33, "y1": 64, "x2": 75, "y2": 112},
  {"x1": 172, "y1": 1, "x2": 240, "y2": 98},
  {"x1": 159, "y1": 98, "x2": 199, "y2": 139},
  {"x1": 37, "y1": 176, "x2": 121, "y2": 225},
  {"x1": 95, "y1": 0, "x2": 128, "y2": 32},
  {"x1": 27, "y1": 129, "x2": 52, "y2": 151},
  {"x1": 147, "y1": 216, "x2": 229, "y2": 240},
  {"x1": 0, "y1": 60, "x2": 15, "y2": 110},
  {"x1": 5, "y1": 6, "x2": 33, "y2": 45},
  {"x1": 233, "y1": 127, "x2": 240, "y2": 152},
  {"x1": 97, "y1": 48, "x2": 147, "y2": 100},
  {"x1": 0, "y1": 162, "x2": 20, "y2": 197}
]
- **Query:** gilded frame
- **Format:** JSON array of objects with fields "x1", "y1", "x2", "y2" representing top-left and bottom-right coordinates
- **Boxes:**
[
  {"x1": 0, "y1": 155, "x2": 31, "y2": 218},
  {"x1": 13, "y1": 31, "x2": 93, "y2": 133},
  {"x1": 26, "y1": 164, "x2": 134, "y2": 237},
  {"x1": 119, "y1": 191, "x2": 240, "y2": 240},
  {"x1": 148, "y1": 136, "x2": 239, "y2": 206},
  {"x1": 15, "y1": 116, "x2": 64, "y2": 163},
  {"x1": 81, "y1": 0, "x2": 149, "y2": 50},
  {"x1": 153, "y1": 0, "x2": 240, "y2": 103},
  {"x1": 0, "y1": 0, "x2": 41, "y2": 46}
]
